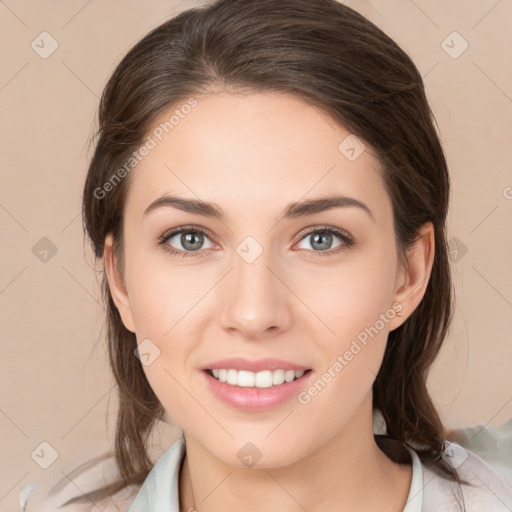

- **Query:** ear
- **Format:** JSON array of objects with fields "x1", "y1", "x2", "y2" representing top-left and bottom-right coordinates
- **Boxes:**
[
  {"x1": 103, "y1": 233, "x2": 136, "y2": 333},
  {"x1": 389, "y1": 222, "x2": 435, "y2": 331}
]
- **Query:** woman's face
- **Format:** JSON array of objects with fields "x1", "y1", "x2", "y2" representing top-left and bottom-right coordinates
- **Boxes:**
[{"x1": 107, "y1": 91, "x2": 414, "y2": 467}]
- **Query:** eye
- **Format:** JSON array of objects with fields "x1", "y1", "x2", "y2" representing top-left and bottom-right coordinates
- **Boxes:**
[
  {"x1": 158, "y1": 226, "x2": 216, "y2": 258},
  {"x1": 294, "y1": 226, "x2": 354, "y2": 256},
  {"x1": 158, "y1": 225, "x2": 354, "y2": 258}
]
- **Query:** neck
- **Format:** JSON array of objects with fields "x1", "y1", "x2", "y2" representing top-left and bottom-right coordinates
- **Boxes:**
[{"x1": 179, "y1": 397, "x2": 412, "y2": 512}]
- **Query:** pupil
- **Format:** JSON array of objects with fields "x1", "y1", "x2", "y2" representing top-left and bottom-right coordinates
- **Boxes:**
[
  {"x1": 312, "y1": 232, "x2": 331, "y2": 250},
  {"x1": 183, "y1": 232, "x2": 203, "y2": 251}
]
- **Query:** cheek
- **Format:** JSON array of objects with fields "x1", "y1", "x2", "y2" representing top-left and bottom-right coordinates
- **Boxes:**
[
  {"x1": 293, "y1": 255, "x2": 396, "y2": 412},
  {"x1": 139, "y1": 358, "x2": 196, "y2": 436},
  {"x1": 125, "y1": 259, "x2": 208, "y2": 409},
  {"x1": 125, "y1": 251, "x2": 206, "y2": 340},
  {"x1": 292, "y1": 253, "x2": 397, "y2": 350},
  {"x1": 297, "y1": 318, "x2": 389, "y2": 436}
]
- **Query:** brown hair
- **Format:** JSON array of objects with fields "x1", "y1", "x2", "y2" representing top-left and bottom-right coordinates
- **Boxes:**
[{"x1": 74, "y1": 0, "x2": 463, "y2": 507}]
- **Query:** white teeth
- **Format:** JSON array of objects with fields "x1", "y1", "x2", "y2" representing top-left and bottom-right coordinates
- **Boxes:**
[
  {"x1": 255, "y1": 370, "x2": 273, "y2": 388},
  {"x1": 227, "y1": 369, "x2": 238, "y2": 385},
  {"x1": 284, "y1": 370, "x2": 295, "y2": 383},
  {"x1": 238, "y1": 370, "x2": 255, "y2": 387},
  {"x1": 272, "y1": 369, "x2": 285, "y2": 385},
  {"x1": 209, "y1": 368, "x2": 307, "y2": 388}
]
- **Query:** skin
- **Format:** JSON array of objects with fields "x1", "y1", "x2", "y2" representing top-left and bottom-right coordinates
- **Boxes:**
[{"x1": 104, "y1": 90, "x2": 435, "y2": 512}]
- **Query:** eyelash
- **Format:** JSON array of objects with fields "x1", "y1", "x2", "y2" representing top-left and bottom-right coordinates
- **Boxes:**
[{"x1": 157, "y1": 225, "x2": 355, "y2": 259}]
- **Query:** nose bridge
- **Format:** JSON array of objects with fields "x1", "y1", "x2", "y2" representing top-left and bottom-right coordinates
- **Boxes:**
[{"x1": 218, "y1": 237, "x2": 290, "y2": 336}]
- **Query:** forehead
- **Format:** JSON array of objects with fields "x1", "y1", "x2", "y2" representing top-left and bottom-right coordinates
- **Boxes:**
[{"x1": 124, "y1": 91, "x2": 389, "y2": 221}]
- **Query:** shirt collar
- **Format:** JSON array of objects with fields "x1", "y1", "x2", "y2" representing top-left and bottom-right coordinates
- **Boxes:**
[
  {"x1": 127, "y1": 437, "x2": 424, "y2": 512},
  {"x1": 127, "y1": 436, "x2": 185, "y2": 512},
  {"x1": 403, "y1": 446, "x2": 424, "y2": 511}
]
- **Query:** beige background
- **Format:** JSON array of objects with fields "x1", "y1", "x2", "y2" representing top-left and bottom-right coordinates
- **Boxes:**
[{"x1": 1, "y1": 0, "x2": 511, "y2": 510}]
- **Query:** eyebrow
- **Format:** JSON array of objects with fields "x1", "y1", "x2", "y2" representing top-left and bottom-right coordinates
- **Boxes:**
[{"x1": 143, "y1": 194, "x2": 374, "y2": 222}]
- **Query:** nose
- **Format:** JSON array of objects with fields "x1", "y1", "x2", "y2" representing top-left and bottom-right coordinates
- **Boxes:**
[{"x1": 218, "y1": 248, "x2": 292, "y2": 339}]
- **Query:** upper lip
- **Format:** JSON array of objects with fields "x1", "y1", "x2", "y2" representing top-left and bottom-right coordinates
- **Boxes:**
[{"x1": 202, "y1": 357, "x2": 311, "y2": 373}]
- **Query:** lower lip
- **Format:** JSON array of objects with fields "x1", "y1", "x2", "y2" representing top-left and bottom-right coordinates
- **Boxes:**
[{"x1": 201, "y1": 370, "x2": 313, "y2": 412}]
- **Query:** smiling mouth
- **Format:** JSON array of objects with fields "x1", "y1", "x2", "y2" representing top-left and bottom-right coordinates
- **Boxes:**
[{"x1": 204, "y1": 368, "x2": 312, "y2": 389}]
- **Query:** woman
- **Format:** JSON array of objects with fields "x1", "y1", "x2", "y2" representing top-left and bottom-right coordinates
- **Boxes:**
[{"x1": 20, "y1": 0, "x2": 512, "y2": 510}]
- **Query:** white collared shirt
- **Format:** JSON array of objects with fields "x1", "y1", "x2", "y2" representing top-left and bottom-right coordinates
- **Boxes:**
[
  {"x1": 19, "y1": 436, "x2": 512, "y2": 511},
  {"x1": 125, "y1": 437, "x2": 512, "y2": 512}
]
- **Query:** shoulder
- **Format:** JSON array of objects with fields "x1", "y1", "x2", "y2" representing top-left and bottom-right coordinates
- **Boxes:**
[
  {"x1": 420, "y1": 441, "x2": 512, "y2": 512},
  {"x1": 447, "y1": 418, "x2": 512, "y2": 484},
  {"x1": 19, "y1": 450, "x2": 140, "y2": 512}
]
